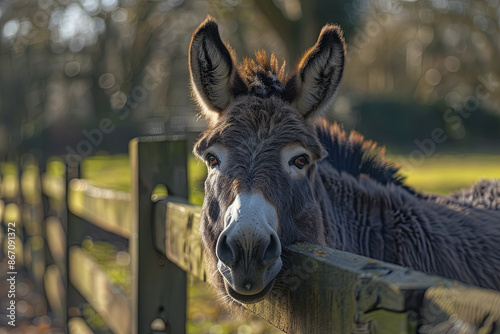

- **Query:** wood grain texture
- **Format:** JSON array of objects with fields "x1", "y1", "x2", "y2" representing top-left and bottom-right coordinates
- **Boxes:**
[
  {"x1": 67, "y1": 179, "x2": 132, "y2": 238},
  {"x1": 129, "y1": 136, "x2": 188, "y2": 334},
  {"x1": 69, "y1": 247, "x2": 131, "y2": 334},
  {"x1": 421, "y1": 286, "x2": 500, "y2": 334}
]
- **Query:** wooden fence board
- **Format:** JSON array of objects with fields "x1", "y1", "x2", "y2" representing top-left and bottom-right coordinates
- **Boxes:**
[
  {"x1": 45, "y1": 216, "x2": 65, "y2": 267},
  {"x1": 68, "y1": 317, "x2": 94, "y2": 334},
  {"x1": 67, "y1": 179, "x2": 132, "y2": 238},
  {"x1": 69, "y1": 247, "x2": 131, "y2": 334},
  {"x1": 44, "y1": 264, "x2": 66, "y2": 319},
  {"x1": 42, "y1": 173, "x2": 65, "y2": 204},
  {"x1": 154, "y1": 200, "x2": 208, "y2": 282},
  {"x1": 420, "y1": 286, "x2": 500, "y2": 333}
]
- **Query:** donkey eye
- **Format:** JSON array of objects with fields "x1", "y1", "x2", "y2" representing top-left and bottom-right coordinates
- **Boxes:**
[
  {"x1": 206, "y1": 154, "x2": 219, "y2": 168},
  {"x1": 290, "y1": 155, "x2": 309, "y2": 169}
]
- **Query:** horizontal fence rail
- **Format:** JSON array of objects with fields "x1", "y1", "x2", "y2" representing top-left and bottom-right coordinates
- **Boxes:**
[
  {"x1": 68, "y1": 179, "x2": 132, "y2": 238},
  {"x1": 69, "y1": 246, "x2": 130, "y2": 334}
]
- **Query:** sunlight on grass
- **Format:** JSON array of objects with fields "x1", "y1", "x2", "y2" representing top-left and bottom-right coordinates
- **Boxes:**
[
  {"x1": 188, "y1": 155, "x2": 207, "y2": 206},
  {"x1": 398, "y1": 154, "x2": 500, "y2": 194},
  {"x1": 81, "y1": 154, "x2": 131, "y2": 192},
  {"x1": 79, "y1": 154, "x2": 207, "y2": 205}
]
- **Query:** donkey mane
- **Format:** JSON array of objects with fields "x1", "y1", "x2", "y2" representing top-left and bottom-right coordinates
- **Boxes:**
[{"x1": 315, "y1": 119, "x2": 407, "y2": 188}]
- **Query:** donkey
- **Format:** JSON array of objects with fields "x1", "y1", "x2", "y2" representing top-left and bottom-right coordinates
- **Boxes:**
[{"x1": 189, "y1": 16, "x2": 500, "y2": 305}]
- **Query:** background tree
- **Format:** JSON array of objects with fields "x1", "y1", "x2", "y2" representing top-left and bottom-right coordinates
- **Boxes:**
[{"x1": 0, "y1": 0, "x2": 498, "y2": 162}]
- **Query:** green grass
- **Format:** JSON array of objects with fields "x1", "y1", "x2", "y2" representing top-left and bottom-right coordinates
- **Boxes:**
[
  {"x1": 188, "y1": 155, "x2": 207, "y2": 206},
  {"x1": 81, "y1": 154, "x2": 131, "y2": 192},
  {"x1": 396, "y1": 154, "x2": 500, "y2": 194},
  {"x1": 79, "y1": 154, "x2": 207, "y2": 204},
  {"x1": 76, "y1": 152, "x2": 500, "y2": 197}
]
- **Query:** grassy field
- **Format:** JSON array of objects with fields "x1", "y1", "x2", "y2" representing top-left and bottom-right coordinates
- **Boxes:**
[
  {"x1": 396, "y1": 154, "x2": 500, "y2": 194},
  {"x1": 77, "y1": 152, "x2": 500, "y2": 334},
  {"x1": 80, "y1": 153, "x2": 207, "y2": 204}
]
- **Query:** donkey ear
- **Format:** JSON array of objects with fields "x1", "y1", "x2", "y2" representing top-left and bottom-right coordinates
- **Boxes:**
[
  {"x1": 189, "y1": 16, "x2": 248, "y2": 124},
  {"x1": 284, "y1": 24, "x2": 346, "y2": 120}
]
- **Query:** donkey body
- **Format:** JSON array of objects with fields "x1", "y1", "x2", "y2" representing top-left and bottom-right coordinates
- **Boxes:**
[{"x1": 189, "y1": 17, "x2": 500, "y2": 304}]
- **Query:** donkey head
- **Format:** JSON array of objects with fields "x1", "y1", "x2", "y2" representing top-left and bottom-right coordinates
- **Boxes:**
[{"x1": 189, "y1": 16, "x2": 345, "y2": 304}]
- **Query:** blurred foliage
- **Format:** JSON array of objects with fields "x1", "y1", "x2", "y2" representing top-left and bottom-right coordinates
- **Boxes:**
[
  {"x1": 0, "y1": 0, "x2": 353, "y2": 160},
  {"x1": 1, "y1": 0, "x2": 499, "y2": 163},
  {"x1": 347, "y1": 99, "x2": 500, "y2": 152},
  {"x1": 343, "y1": 0, "x2": 500, "y2": 104},
  {"x1": 335, "y1": 0, "x2": 500, "y2": 152}
]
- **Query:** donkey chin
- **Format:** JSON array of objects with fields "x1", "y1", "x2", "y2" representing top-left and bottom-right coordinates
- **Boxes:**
[
  {"x1": 215, "y1": 193, "x2": 283, "y2": 304},
  {"x1": 217, "y1": 257, "x2": 282, "y2": 304}
]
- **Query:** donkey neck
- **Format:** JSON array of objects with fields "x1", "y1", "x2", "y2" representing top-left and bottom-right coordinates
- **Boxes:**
[
  {"x1": 314, "y1": 162, "x2": 500, "y2": 290},
  {"x1": 313, "y1": 163, "x2": 419, "y2": 260}
]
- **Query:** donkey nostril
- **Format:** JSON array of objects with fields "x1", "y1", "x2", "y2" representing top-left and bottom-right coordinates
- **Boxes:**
[
  {"x1": 262, "y1": 233, "x2": 281, "y2": 266},
  {"x1": 216, "y1": 234, "x2": 236, "y2": 267}
]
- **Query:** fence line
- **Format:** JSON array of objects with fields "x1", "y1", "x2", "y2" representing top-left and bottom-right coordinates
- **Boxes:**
[{"x1": 2, "y1": 137, "x2": 500, "y2": 333}]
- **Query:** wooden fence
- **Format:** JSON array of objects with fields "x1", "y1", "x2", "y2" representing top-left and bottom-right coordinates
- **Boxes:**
[{"x1": 2, "y1": 136, "x2": 500, "y2": 333}]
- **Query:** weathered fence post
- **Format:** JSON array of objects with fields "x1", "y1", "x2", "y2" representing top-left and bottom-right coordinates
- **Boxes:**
[
  {"x1": 65, "y1": 162, "x2": 82, "y2": 331},
  {"x1": 41, "y1": 159, "x2": 67, "y2": 326},
  {"x1": 129, "y1": 136, "x2": 188, "y2": 334},
  {"x1": 20, "y1": 156, "x2": 47, "y2": 316}
]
